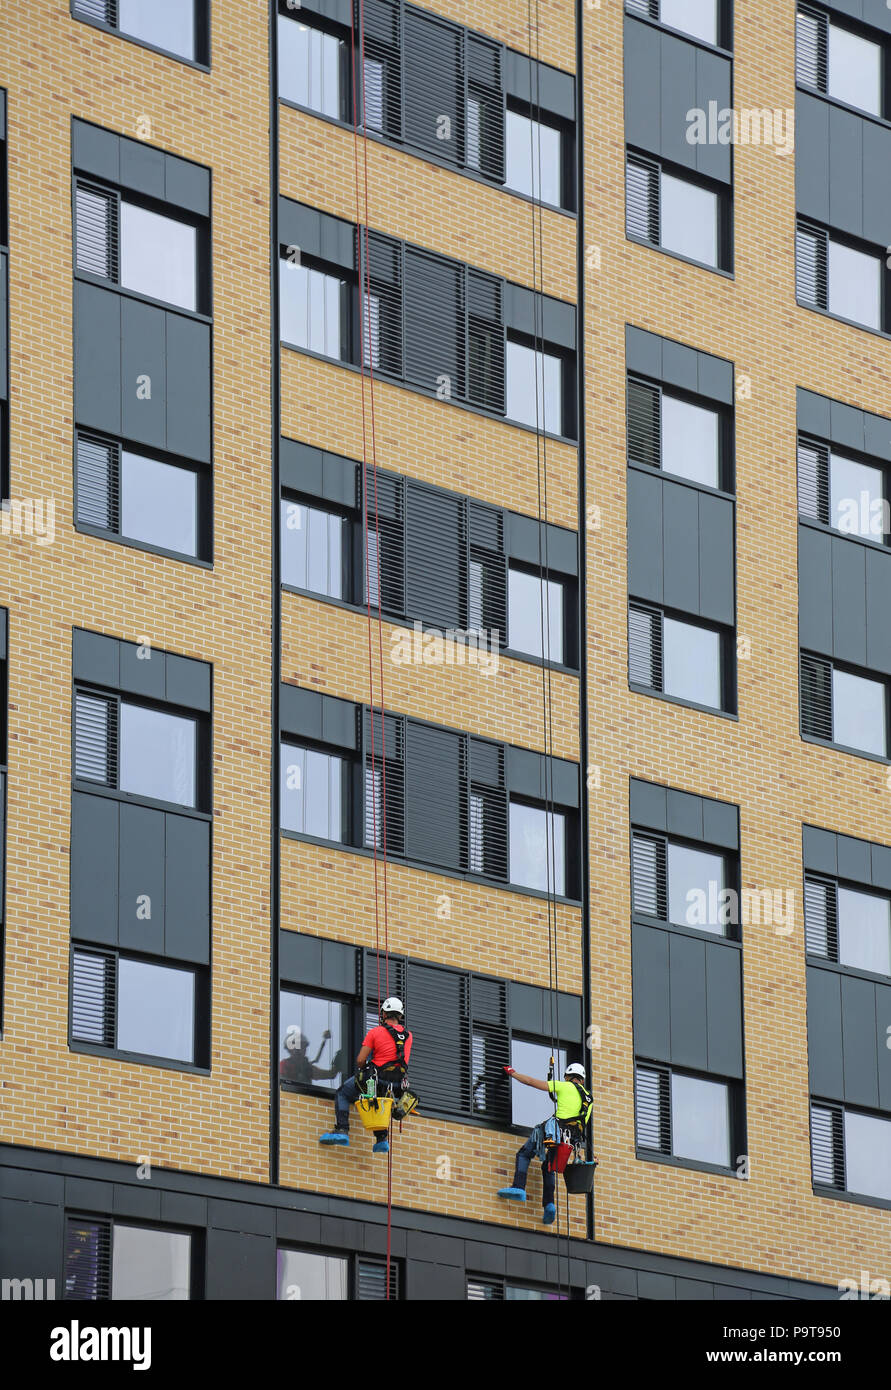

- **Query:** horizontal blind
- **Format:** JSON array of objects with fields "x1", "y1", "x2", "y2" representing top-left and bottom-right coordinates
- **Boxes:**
[
  {"x1": 403, "y1": 720, "x2": 466, "y2": 871},
  {"x1": 635, "y1": 1064, "x2": 670, "y2": 1153},
  {"x1": 71, "y1": 948, "x2": 115, "y2": 1047},
  {"x1": 796, "y1": 7, "x2": 827, "y2": 91},
  {"x1": 810, "y1": 1103, "x2": 845, "y2": 1189},
  {"x1": 469, "y1": 738, "x2": 508, "y2": 879},
  {"x1": 796, "y1": 222, "x2": 827, "y2": 309},
  {"x1": 359, "y1": 229, "x2": 403, "y2": 376},
  {"x1": 73, "y1": 0, "x2": 118, "y2": 26},
  {"x1": 626, "y1": 156, "x2": 659, "y2": 245},
  {"x1": 470, "y1": 976, "x2": 510, "y2": 1125},
  {"x1": 76, "y1": 432, "x2": 120, "y2": 532},
  {"x1": 74, "y1": 691, "x2": 117, "y2": 786},
  {"x1": 797, "y1": 437, "x2": 830, "y2": 524},
  {"x1": 627, "y1": 378, "x2": 661, "y2": 469},
  {"x1": 467, "y1": 34, "x2": 504, "y2": 182},
  {"x1": 404, "y1": 247, "x2": 466, "y2": 398},
  {"x1": 626, "y1": 0, "x2": 657, "y2": 16},
  {"x1": 467, "y1": 1277, "x2": 503, "y2": 1300},
  {"x1": 363, "y1": 950, "x2": 406, "y2": 1029},
  {"x1": 405, "y1": 481, "x2": 466, "y2": 630},
  {"x1": 629, "y1": 604, "x2": 662, "y2": 691},
  {"x1": 467, "y1": 269, "x2": 505, "y2": 415},
  {"x1": 800, "y1": 653, "x2": 833, "y2": 742},
  {"x1": 365, "y1": 472, "x2": 405, "y2": 613},
  {"x1": 403, "y1": 6, "x2": 464, "y2": 165},
  {"x1": 363, "y1": 709, "x2": 404, "y2": 856},
  {"x1": 804, "y1": 877, "x2": 837, "y2": 959},
  {"x1": 64, "y1": 1217, "x2": 112, "y2": 1301},
  {"x1": 357, "y1": 1258, "x2": 399, "y2": 1300},
  {"x1": 75, "y1": 181, "x2": 119, "y2": 281},
  {"x1": 405, "y1": 960, "x2": 469, "y2": 1115},
  {"x1": 632, "y1": 834, "x2": 667, "y2": 918},
  {"x1": 468, "y1": 502, "x2": 507, "y2": 642},
  {"x1": 359, "y1": 0, "x2": 402, "y2": 139}
]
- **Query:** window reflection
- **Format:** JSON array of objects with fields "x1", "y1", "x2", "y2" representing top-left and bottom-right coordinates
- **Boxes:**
[
  {"x1": 506, "y1": 341, "x2": 563, "y2": 434},
  {"x1": 277, "y1": 1249, "x2": 349, "y2": 1300},
  {"x1": 122, "y1": 452, "x2": 198, "y2": 557},
  {"x1": 280, "y1": 743, "x2": 343, "y2": 840},
  {"x1": 280, "y1": 260, "x2": 342, "y2": 357},
  {"x1": 671, "y1": 1073, "x2": 730, "y2": 1166},
  {"x1": 837, "y1": 887, "x2": 891, "y2": 976},
  {"x1": 828, "y1": 24, "x2": 881, "y2": 117},
  {"x1": 844, "y1": 1110, "x2": 891, "y2": 1201},
  {"x1": 667, "y1": 842, "x2": 725, "y2": 934},
  {"x1": 508, "y1": 568, "x2": 564, "y2": 664},
  {"x1": 111, "y1": 1225, "x2": 191, "y2": 1300},
  {"x1": 832, "y1": 668, "x2": 886, "y2": 756},
  {"x1": 510, "y1": 1038, "x2": 566, "y2": 1127},
  {"x1": 505, "y1": 111, "x2": 561, "y2": 206},
  {"x1": 660, "y1": 0, "x2": 718, "y2": 46},
  {"x1": 663, "y1": 617, "x2": 721, "y2": 709},
  {"x1": 119, "y1": 0, "x2": 196, "y2": 60},
  {"x1": 279, "y1": 989, "x2": 348, "y2": 1090},
  {"x1": 277, "y1": 17, "x2": 342, "y2": 117},
  {"x1": 827, "y1": 240, "x2": 881, "y2": 331},
  {"x1": 660, "y1": 173, "x2": 717, "y2": 268},
  {"x1": 116, "y1": 958, "x2": 195, "y2": 1063},
  {"x1": 661, "y1": 395, "x2": 720, "y2": 488},
  {"x1": 280, "y1": 500, "x2": 343, "y2": 597},
  {"x1": 509, "y1": 801, "x2": 566, "y2": 896},
  {"x1": 120, "y1": 203, "x2": 197, "y2": 312},
  {"x1": 120, "y1": 703, "x2": 196, "y2": 807},
  {"x1": 830, "y1": 454, "x2": 885, "y2": 540}
]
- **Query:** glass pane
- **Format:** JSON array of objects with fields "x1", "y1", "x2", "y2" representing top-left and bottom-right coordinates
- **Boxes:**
[
  {"x1": 661, "y1": 395, "x2": 720, "y2": 487},
  {"x1": 280, "y1": 989, "x2": 349, "y2": 1089},
  {"x1": 120, "y1": 703, "x2": 196, "y2": 806},
  {"x1": 280, "y1": 261, "x2": 342, "y2": 358},
  {"x1": 119, "y1": 0, "x2": 195, "y2": 60},
  {"x1": 508, "y1": 568, "x2": 564, "y2": 663},
  {"x1": 117, "y1": 958, "x2": 195, "y2": 1063},
  {"x1": 828, "y1": 24, "x2": 881, "y2": 117},
  {"x1": 660, "y1": 173, "x2": 718, "y2": 268},
  {"x1": 509, "y1": 802, "x2": 566, "y2": 896},
  {"x1": 510, "y1": 1039, "x2": 566, "y2": 1128},
  {"x1": 832, "y1": 668, "x2": 886, "y2": 756},
  {"x1": 362, "y1": 57, "x2": 385, "y2": 131},
  {"x1": 277, "y1": 17, "x2": 341, "y2": 118},
  {"x1": 280, "y1": 500, "x2": 343, "y2": 598},
  {"x1": 830, "y1": 453, "x2": 885, "y2": 541},
  {"x1": 837, "y1": 887, "x2": 891, "y2": 976},
  {"x1": 671, "y1": 1073, "x2": 730, "y2": 1166},
  {"x1": 660, "y1": 0, "x2": 717, "y2": 46},
  {"x1": 280, "y1": 743, "x2": 343, "y2": 840},
  {"x1": 505, "y1": 111, "x2": 561, "y2": 206},
  {"x1": 844, "y1": 1110, "x2": 891, "y2": 1200},
  {"x1": 663, "y1": 617, "x2": 721, "y2": 709},
  {"x1": 828, "y1": 240, "x2": 881, "y2": 331},
  {"x1": 111, "y1": 1225, "x2": 190, "y2": 1300},
  {"x1": 120, "y1": 203, "x2": 197, "y2": 311},
  {"x1": 277, "y1": 1249, "x2": 349, "y2": 1300},
  {"x1": 121, "y1": 451, "x2": 198, "y2": 556},
  {"x1": 668, "y1": 842, "x2": 725, "y2": 934},
  {"x1": 505, "y1": 341, "x2": 562, "y2": 434}
]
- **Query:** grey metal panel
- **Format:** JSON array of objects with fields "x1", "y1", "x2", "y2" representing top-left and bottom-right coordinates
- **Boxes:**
[
  {"x1": 113, "y1": 1183, "x2": 162, "y2": 1221},
  {"x1": 118, "y1": 802, "x2": 165, "y2": 955},
  {"x1": 806, "y1": 966, "x2": 844, "y2": 1102},
  {"x1": 863, "y1": 407, "x2": 891, "y2": 465},
  {"x1": 511, "y1": 981, "x2": 545, "y2": 1036},
  {"x1": 794, "y1": 94, "x2": 830, "y2": 225},
  {"x1": 797, "y1": 389, "x2": 831, "y2": 440},
  {"x1": 503, "y1": 52, "x2": 575, "y2": 122},
  {"x1": 321, "y1": 694, "x2": 358, "y2": 750},
  {"x1": 661, "y1": 341, "x2": 698, "y2": 394},
  {"x1": 802, "y1": 825, "x2": 837, "y2": 875},
  {"x1": 705, "y1": 942, "x2": 743, "y2": 1079},
  {"x1": 465, "y1": 1240, "x2": 506, "y2": 1276},
  {"x1": 65, "y1": 1177, "x2": 110, "y2": 1211},
  {"x1": 165, "y1": 814, "x2": 210, "y2": 965},
  {"x1": 828, "y1": 106, "x2": 863, "y2": 241},
  {"x1": 701, "y1": 798, "x2": 738, "y2": 851},
  {"x1": 279, "y1": 199, "x2": 319, "y2": 259},
  {"x1": 281, "y1": 438, "x2": 324, "y2": 497},
  {"x1": 669, "y1": 933, "x2": 708, "y2": 1071},
  {"x1": 506, "y1": 512, "x2": 577, "y2": 577},
  {"x1": 556, "y1": 992, "x2": 583, "y2": 1043},
  {"x1": 72, "y1": 118, "x2": 120, "y2": 184},
  {"x1": 407, "y1": 1260, "x2": 465, "y2": 1300},
  {"x1": 119, "y1": 639, "x2": 165, "y2": 700},
  {"x1": 166, "y1": 313, "x2": 212, "y2": 464},
  {"x1": 166, "y1": 654, "x2": 212, "y2": 712},
  {"x1": 70, "y1": 792, "x2": 119, "y2": 945},
  {"x1": 662, "y1": 482, "x2": 700, "y2": 616},
  {"x1": 630, "y1": 778, "x2": 667, "y2": 831},
  {"x1": 862, "y1": 0, "x2": 891, "y2": 35},
  {"x1": 0, "y1": 1167, "x2": 64, "y2": 1203},
  {"x1": 0, "y1": 89, "x2": 5, "y2": 139},
  {"x1": 280, "y1": 930, "x2": 323, "y2": 987},
  {"x1": 836, "y1": 834, "x2": 871, "y2": 886},
  {"x1": 677, "y1": 1278, "x2": 714, "y2": 1299},
  {"x1": 638, "y1": 1271, "x2": 676, "y2": 1300},
  {"x1": 666, "y1": 789, "x2": 703, "y2": 841},
  {"x1": 628, "y1": 466, "x2": 664, "y2": 605},
  {"x1": 73, "y1": 629, "x2": 120, "y2": 688},
  {"x1": 694, "y1": 47, "x2": 733, "y2": 183},
  {"x1": 120, "y1": 139, "x2": 166, "y2": 203},
  {"x1": 121, "y1": 296, "x2": 166, "y2": 450},
  {"x1": 624, "y1": 17, "x2": 662, "y2": 160},
  {"x1": 831, "y1": 536, "x2": 867, "y2": 668},
  {"x1": 0, "y1": 1198, "x2": 64, "y2": 1289},
  {"x1": 695, "y1": 352, "x2": 733, "y2": 406},
  {"x1": 320, "y1": 937, "x2": 357, "y2": 995},
  {"x1": 74, "y1": 281, "x2": 122, "y2": 436},
  {"x1": 0, "y1": 608, "x2": 6, "y2": 660},
  {"x1": 872, "y1": 843, "x2": 891, "y2": 892},
  {"x1": 539, "y1": 521, "x2": 578, "y2": 577},
  {"x1": 829, "y1": 399, "x2": 864, "y2": 454},
  {"x1": 160, "y1": 1190, "x2": 207, "y2": 1228},
  {"x1": 280, "y1": 683, "x2": 322, "y2": 740},
  {"x1": 322, "y1": 450, "x2": 360, "y2": 508},
  {"x1": 540, "y1": 297, "x2": 576, "y2": 352},
  {"x1": 797, "y1": 527, "x2": 833, "y2": 657},
  {"x1": 660, "y1": 32, "x2": 698, "y2": 171},
  {"x1": 697, "y1": 491, "x2": 734, "y2": 627},
  {"x1": 632, "y1": 924, "x2": 671, "y2": 1064},
  {"x1": 865, "y1": 547, "x2": 891, "y2": 677},
  {"x1": 205, "y1": 1229, "x2": 274, "y2": 1300},
  {"x1": 0, "y1": 251, "x2": 7, "y2": 400},
  {"x1": 625, "y1": 325, "x2": 662, "y2": 380},
  {"x1": 164, "y1": 154, "x2": 211, "y2": 218},
  {"x1": 552, "y1": 757, "x2": 580, "y2": 811},
  {"x1": 300, "y1": 0, "x2": 352, "y2": 26},
  {"x1": 208, "y1": 1199, "x2": 275, "y2": 1236},
  {"x1": 863, "y1": 121, "x2": 891, "y2": 253},
  {"x1": 505, "y1": 749, "x2": 577, "y2": 809},
  {"x1": 841, "y1": 975, "x2": 878, "y2": 1109}
]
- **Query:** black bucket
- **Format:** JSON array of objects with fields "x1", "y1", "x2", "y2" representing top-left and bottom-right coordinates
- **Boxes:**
[{"x1": 563, "y1": 1160, "x2": 597, "y2": 1194}]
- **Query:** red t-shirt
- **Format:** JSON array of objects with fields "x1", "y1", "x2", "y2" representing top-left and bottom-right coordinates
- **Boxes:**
[{"x1": 363, "y1": 1023, "x2": 412, "y2": 1066}]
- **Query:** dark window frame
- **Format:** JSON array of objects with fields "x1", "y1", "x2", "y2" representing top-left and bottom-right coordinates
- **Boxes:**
[
  {"x1": 800, "y1": 649, "x2": 891, "y2": 762},
  {"x1": 70, "y1": 0, "x2": 211, "y2": 70},
  {"x1": 278, "y1": 982, "x2": 356, "y2": 1098},
  {"x1": 796, "y1": 216, "x2": 891, "y2": 336},
  {"x1": 625, "y1": 147, "x2": 734, "y2": 274},
  {"x1": 804, "y1": 871, "x2": 891, "y2": 982},
  {"x1": 796, "y1": 3, "x2": 890, "y2": 122},
  {"x1": 280, "y1": 489, "x2": 353, "y2": 602},
  {"x1": 626, "y1": 371, "x2": 735, "y2": 494},
  {"x1": 634, "y1": 1058, "x2": 746, "y2": 1176},
  {"x1": 279, "y1": 735, "x2": 355, "y2": 845},
  {"x1": 64, "y1": 1210, "x2": 203, "y2": 1301},
  {"x1": 625, "y1": 0, "x2": 733, "y2": 54},
  {"x1": 275, "y1": 1242, "x2": 401, "y2": 1300},
  {"x1": 810, "y1": 1098, "x2": 891, "y2": 1209},
  {"x1": 505, "y1": 329, "x2": 575, "y2": 441},
  {"x1": 797, "y1": 431, "x2": 890, "y2": 549},
  {"x1": 628, "y1": 600, "x2": 737, "y2": 717},
  {"x1": 508, "y1": 793, "x2": 580, "y2": 902},
  {"x1": 631, "y1": 826, "x2": 742, "y2": 942}
]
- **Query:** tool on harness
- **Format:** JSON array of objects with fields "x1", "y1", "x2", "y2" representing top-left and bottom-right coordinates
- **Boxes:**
[{"x1": 392, "y1": 1088, "x2": 419, "y2": 1121}]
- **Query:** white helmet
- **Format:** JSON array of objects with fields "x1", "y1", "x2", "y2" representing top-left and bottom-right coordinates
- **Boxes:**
[
  {"x1": 381, "y1": 997, "x2": 404, "y2": 1018},
  {"x1": 284, "y1": 1025, "x2": 305, "y2": 1051},
  {"x1": 564, "y1": 1063, "x2": 586, "y2": 1080}
]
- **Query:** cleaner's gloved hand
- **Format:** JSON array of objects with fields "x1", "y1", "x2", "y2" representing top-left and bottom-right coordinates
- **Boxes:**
[{"x1": 503, "y1": 1065, "x2": 516, "y2": 1076}]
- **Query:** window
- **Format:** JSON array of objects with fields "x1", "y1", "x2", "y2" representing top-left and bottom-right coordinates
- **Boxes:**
[
  {"x1": 467, "y1": 1277, "x2": 569, "y2": 1300},
  {"x1": 627, "y1": 377, "x2": 728, "y2": 490},
  {"x1": 277, "y1": 13, "x2": 345, "y2": 118},
  {"x1": 76, "y1": 432, "x2": 205, "y2": 560},
  {"x1": 71, "y1": 947, "x2": 199, "y2": 1065},
  {"x1": 506, "y1": 340, "x2": 564, "y2": 434},
  {"x1": 509, "y1": 801, "x2": 566, "y2": 896},
  {"x1": 627, "y1": 154, "x2": 727, "y2": 271},
  {"x1": 796, "y1": 220, "x2": 884, "y2": 332},
  {"x1": 64, "y1": 1216, "x2": 193, "y2": 1301},
  {"x1": 627, "y1": 0, "x2": 721, "y2": 47},
  {"x1": 276, "y1": 1249, "x2": 399, "y2": 1300},
  {"x1": 629, "y1": 604, "x2": 727, "y2": 713},
  {"x1": 74, "y1": 182, "x2": 201, "y2": 313},
  {"x1": 797, "y1": 7, "x2": 883, "y2": 119},
  {"x1": 281, "y1": 498, "x2": 344, "y2": 597},
  {"x1": 73, "y1": 0, "x2": 205, "y2": 63},
  {"x1": 632, "y1": 833, "x2": 729, "y2": 935},
  {"x1": 74, "y1": 689, "x2": 200, "y2": 809},
  {"x1": 280, "y1": 742, "x2": 344, "y2": 841},
  {"x1": 279, "y1": 256, "x2": 344, "y2": 357},
  {"x1": 797, "y1": 436, "x2": 887, "y2": 542},
  {"x1": 801, "y1": 653, "x2": 888, "y2": 758},
  {"x1": 505, "y1": 111, "x2": 562, "y2": 206},
  {"x1": 279, "y1": 988, "x2": 349, "y2": 1089},
  {"x1": 811, "y1": 1102, "x2": 891, "y2": 1203},
  {"x1": 508, "y1": 567, "x2": 564, "y2": 664},
  {"x1": 805, "y1": 878, "x2": 891, "y2": 977},
  {"x1": 636, "y1": 1063, "x2": 734, "y2": 1168},
  {"x1": 510, "y1": 1038, "x2": 567, "y2": 1127}
]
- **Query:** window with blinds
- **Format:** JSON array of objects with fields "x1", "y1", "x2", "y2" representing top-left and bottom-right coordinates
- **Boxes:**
[
  {"x1": 76, "y1": 432, "x2": 121, "y2": 533},
  {"x1": 627, "y1": 377, "x2": 661, "y2": 469},
  {"x1": 635, "y1": 1065, "x2": 671, "y2": 1153},
  {"x1": 357, "y1": 1257, "x2": 400, "y2": 1300},
  {"x1": 631, "y1": 834, "x2": 668, "y2": 919},
  {"x1": 73, "y1": 0, "x2": 204, "y2": 64},
  {"x1": 629, "y1": 604, "x2": 663, "y2": 692},
  {"x1": 71, "y1": 948, "x2": 116, "y2": 1048},
  {"x1": 796, "y1": 220, "x2": 828, "y2": 310},
  {"x1": 363, "y1": 709, "x2": 404, "y2": 856},
  {"x1": 74, "y1": 691, "x2": 117, "y2": 787},
  {"x1": 74, "y1": 182, "x2": 119, "y2": 281},
  {"x1": 810, "y1": 1103, "x2": 845, "y2": 1190},
  {"x1": 64, "y1": 1216, "x2": 112, "y2": 1301},
  {"x1": 797, "y1": 436, "x2": 830, "y2": 524},
  {"x1": 75, "y1": 177, "x2": 202, "y2": 312},
  {"x1": 626, "y1": 155, "x2": 660, "y2": 245},
  {"x1": 800, "y1": 653, "x2": 833, "y2": 743},
  {"x1": 804, "y1": 876, "x2": 837, "y2": 958}
]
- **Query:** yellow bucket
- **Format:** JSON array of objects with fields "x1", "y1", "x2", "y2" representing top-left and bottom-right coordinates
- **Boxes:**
[{"x1": 356, "y1": 1096, "x2": 394, "y2": 1131}]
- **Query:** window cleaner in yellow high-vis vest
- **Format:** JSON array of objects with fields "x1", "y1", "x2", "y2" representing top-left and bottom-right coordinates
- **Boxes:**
[{"x1": 497, "y1": 1062, "x2": 593, "y2": 1224}]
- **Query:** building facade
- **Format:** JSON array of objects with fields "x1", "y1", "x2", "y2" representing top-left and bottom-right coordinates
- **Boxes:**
[{"x1": 0, "y1": 0, "x2": 888, "y2": 1301}]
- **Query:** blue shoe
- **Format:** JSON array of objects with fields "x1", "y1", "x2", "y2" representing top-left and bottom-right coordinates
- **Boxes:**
[
  {"x1": 372, "y1": 1139, "x2": 390, "y2": 1154},
  {"x1": 497, "y1": 1186, "x2": 527, "y2": 1201},
  {"x1": 543, "y1": 1203, "x2": 556, "y2": 1225},
  {"x1": 319, "y1": 1131, "x2": 349, "y2": 1145}
]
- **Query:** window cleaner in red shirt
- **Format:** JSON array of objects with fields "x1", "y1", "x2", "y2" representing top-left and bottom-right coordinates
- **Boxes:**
[{"x1": 320, "y1": 998, "x2": 413, "y2": 1154}]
